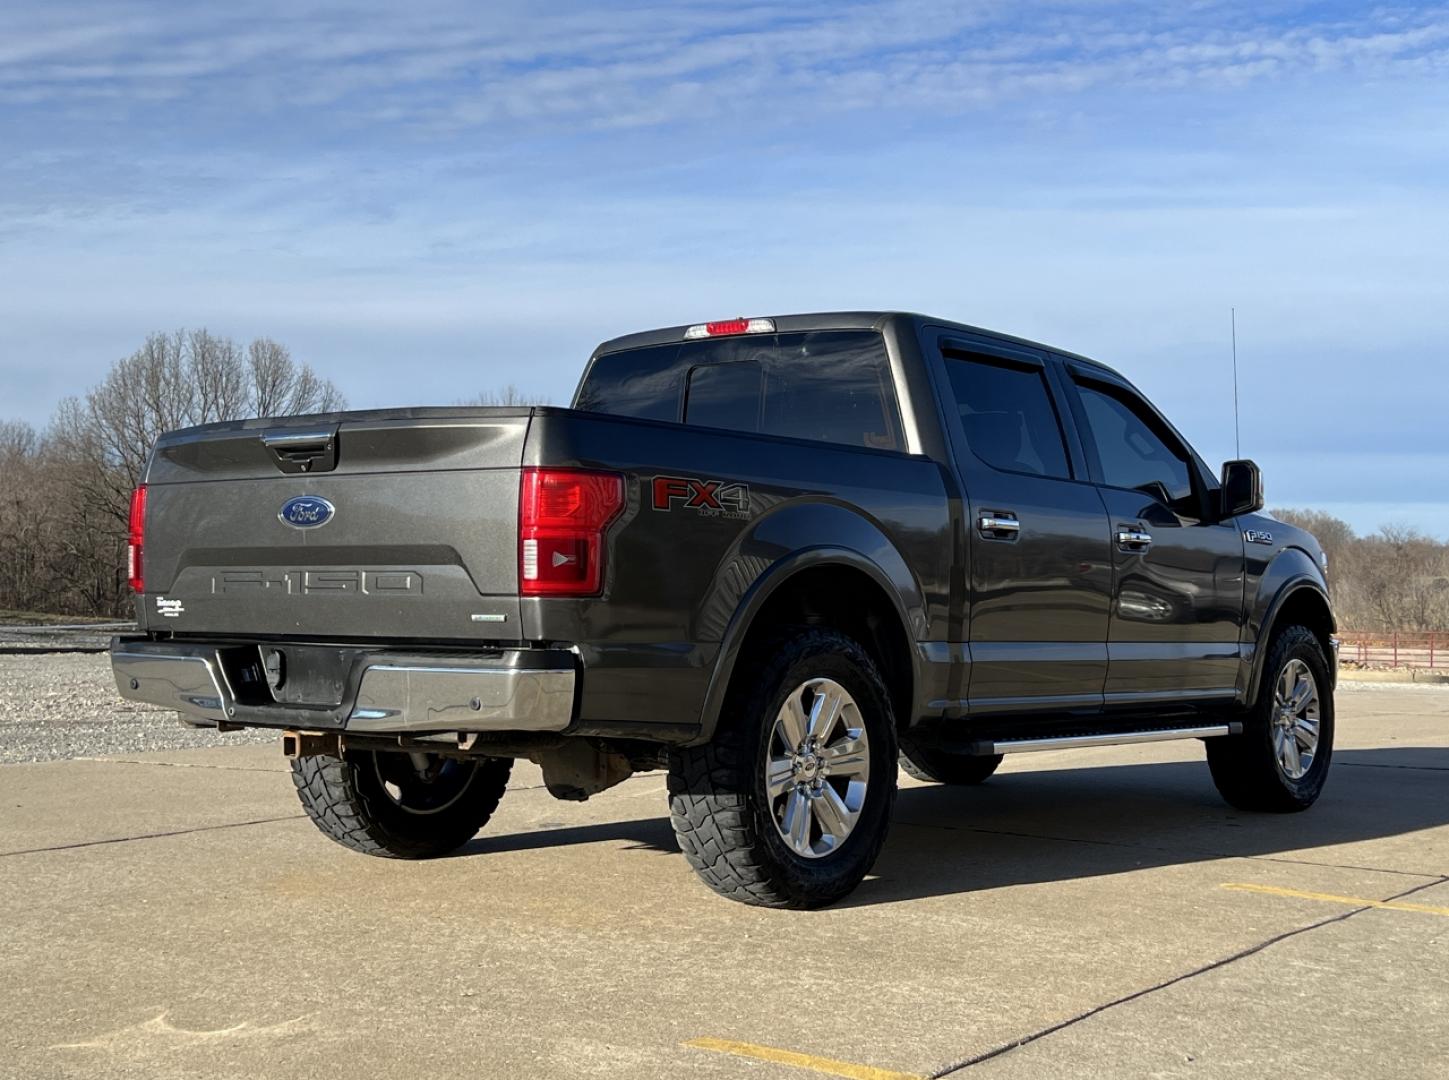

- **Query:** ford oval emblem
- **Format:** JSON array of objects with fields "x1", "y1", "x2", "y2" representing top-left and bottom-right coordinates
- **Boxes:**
[{"x1": 278, "y1": 495, "x2": 335, "y2": 530}]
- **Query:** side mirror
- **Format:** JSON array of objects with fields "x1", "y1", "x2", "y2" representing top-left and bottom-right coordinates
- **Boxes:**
[{"x1": 1220, "y1": 459, "x2": 1263, "y2": 517}]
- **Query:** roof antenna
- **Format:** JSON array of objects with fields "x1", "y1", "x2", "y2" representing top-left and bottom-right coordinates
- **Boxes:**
[{"x1": 1231, "y1": 307, "x2": 1241, "y2": 458}]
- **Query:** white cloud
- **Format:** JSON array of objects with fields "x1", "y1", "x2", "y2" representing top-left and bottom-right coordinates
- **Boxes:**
[{"x1": 2, "y1": 1, "x2": 1447, "y2": 130}]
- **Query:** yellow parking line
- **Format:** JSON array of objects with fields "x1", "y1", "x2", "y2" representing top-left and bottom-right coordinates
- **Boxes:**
[
  {"x1": 1222, "y1": 882, "x2": 1449, "y2": 918},
  {"x1": 684, "y1": 1037, "x2": 922, "y2": 1080}
]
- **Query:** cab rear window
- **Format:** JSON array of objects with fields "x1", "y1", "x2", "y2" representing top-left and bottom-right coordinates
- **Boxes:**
[{"x1": 575, "y1": 331, "x2": 904, "y2": 452}]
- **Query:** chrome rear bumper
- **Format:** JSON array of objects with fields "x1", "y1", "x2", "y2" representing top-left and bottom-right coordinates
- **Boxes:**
[{"x1": 111, "y1": 639, "x2": 576, "y2": 734}]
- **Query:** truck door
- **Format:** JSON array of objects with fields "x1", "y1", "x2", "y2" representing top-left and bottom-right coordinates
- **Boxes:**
[
  {"x1": 930, "y1": 333, "x2": 1113, "y2": 714},
  {"x1": 1062, "y1": 366, "x2": 1246, "y2": 703}
]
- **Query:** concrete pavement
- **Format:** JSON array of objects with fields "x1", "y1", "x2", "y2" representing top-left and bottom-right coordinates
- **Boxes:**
[{"x1": 2, "y1": 683, "x2": 1446, "y2": 1079}]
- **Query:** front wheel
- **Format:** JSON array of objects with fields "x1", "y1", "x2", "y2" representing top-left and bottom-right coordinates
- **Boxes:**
[
  {"x1": 1207, "y1": 625, "x2": 1334, "y2": 812},
  {"x1": 291, "y1": 749, "x2": 512, "y2": 858},
  {"x1": 668, "y1": 628, "x2": 898, "y2": 908}
]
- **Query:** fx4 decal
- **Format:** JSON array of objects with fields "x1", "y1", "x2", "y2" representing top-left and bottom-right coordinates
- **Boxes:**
[{"x1": 651, "y1": 475, "x2": 750, "y2": 518}]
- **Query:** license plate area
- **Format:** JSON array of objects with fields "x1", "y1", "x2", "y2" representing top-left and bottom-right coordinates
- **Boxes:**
[{"x1": 244, "y1": 645, "x2": 358, "y2": 707}]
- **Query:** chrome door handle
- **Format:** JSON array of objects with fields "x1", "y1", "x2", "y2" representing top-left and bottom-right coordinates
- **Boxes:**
[
  {"x1": 978, "y1": 512, "x2": 1020, "y2": 539},
  {"x1": 1117, "y1": 527, "x2": 1153, "y2": 550}
]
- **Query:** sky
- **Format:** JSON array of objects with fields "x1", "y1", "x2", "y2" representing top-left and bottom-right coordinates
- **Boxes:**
[{"x1": 2, "y1": 0, "x2": 1447, "y2": 536}]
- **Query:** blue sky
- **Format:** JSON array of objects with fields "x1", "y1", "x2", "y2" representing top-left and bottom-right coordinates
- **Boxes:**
[{"x1": 2, "y1": 1, "x2": 1447, "y2": 535}]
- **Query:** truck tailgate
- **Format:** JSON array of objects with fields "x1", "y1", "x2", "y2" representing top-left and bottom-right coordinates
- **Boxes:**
[{"x1": 138, "y1": 409, "x2": 530, "y2": 641}]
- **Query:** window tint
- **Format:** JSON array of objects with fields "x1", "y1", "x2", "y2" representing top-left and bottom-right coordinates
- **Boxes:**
[
  {"x1": 574, "y1": 343, "x2": 682, "y2": 422},
  {"x1": 758, "y1": 333, "x2": 901, "y2": 450},
  {"x1": 579, "y1": 331, "x2": 902, "y2": 451},
  {"x1": 944, "y1": 355, "x2": 1071, "y2": 479},
  {"x1": 1077, "y1": 383, "x2": 1193, "y2": 504},
  {"x1": 685, "y1": 362, "x2": 762, "y2": 432}
]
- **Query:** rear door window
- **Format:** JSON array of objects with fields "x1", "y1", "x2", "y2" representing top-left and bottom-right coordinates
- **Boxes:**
[{"x1": 943, "y1": 353, "x2": 1072, "y2": 479}]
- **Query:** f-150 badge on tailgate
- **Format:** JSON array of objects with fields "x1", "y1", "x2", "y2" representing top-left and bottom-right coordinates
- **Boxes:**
[{"x1": 278, "y1": 496, "x2": 335, "y2": 529}]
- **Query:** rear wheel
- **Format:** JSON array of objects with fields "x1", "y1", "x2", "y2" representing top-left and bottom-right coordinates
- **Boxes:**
[
  {"x1": 1207, "y1": 625, "x2": 1334, "y2": 812},
  {"x1": 899, "y1": 744, "x2": 1003, "y2": 785},
  {"x1": 291, "y1": 749, "x2": 512, "y2": 858},
  {"x1": 668, "y1": 628, "x2": 897, "y2": 908}
]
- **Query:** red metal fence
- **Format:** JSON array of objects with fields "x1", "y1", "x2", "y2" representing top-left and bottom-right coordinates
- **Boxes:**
[{"x1": 1337, "y1": 630, "x2": 1445, "y2": 669}]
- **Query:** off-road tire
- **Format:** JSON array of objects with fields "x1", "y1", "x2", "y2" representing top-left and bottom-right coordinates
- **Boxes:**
[
  {"x1": 1207, "y1": 625, "x2": 1334, "y2": 812},
  {"x1": 291, "y1": 750, "x2": 512, "y2": 858},
  {"x1": 667, "y1": 627, "x2": 898, "y2": 908},
  {"x1": 899, "y1": 744, "x2": 1004, "y2": 785}
]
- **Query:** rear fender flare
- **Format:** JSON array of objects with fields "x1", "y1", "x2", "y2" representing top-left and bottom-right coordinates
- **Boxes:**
[{"x1": 693, "y1": 504, "x2": 925, "y2": 744}]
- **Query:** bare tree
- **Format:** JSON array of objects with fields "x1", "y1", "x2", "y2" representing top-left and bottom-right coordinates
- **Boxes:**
[
  {"x1": 190, "y1": 328, "x2": 250, "y2": 422},
  {"x1": 0, "y1": 419, "x2": 36, "y2": 461},
  {"x1": 0, "y1": 331, "x2": 347, "y2": 616},
  {"x1": 250, "y1": 338, "x2": 346, "y2": 417},
  {"x1": 463, "y1": 384, "x2": 550, "y2": 406}
]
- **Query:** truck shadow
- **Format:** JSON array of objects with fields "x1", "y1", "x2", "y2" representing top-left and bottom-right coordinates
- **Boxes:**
[
  {"x1": 463, "y1": 746, "x2": 1449, "y2": 906},
  {"x1": 850, "y1": 744, "x2": 1449, "y2": 907}
]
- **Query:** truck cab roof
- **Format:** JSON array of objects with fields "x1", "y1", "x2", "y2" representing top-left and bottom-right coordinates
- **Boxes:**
[{"x1": 592, "y1": 310, "x2": 1120, "y2": 380}]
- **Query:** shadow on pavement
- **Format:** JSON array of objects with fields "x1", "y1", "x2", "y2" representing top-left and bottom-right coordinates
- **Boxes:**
[
  {"x1": 854, "y1": 744, "x2": 1449, "y2": 906},
  {"x1": 457, "y1": 746, "x2": 1449, "y2": 904}
]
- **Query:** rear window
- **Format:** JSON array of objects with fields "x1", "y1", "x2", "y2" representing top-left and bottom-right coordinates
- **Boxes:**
[{"x1": 575, "y1": 331, "x2": 903, "y2": 451}]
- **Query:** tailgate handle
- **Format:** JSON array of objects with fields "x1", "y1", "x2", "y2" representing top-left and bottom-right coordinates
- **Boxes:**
[{"x1": 262, "y1": 428, "x2": 338, "y2": 474}]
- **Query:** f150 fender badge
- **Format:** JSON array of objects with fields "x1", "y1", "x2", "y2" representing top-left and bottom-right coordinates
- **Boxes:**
[
  {"x1": 278, "y1": 496, "x2": 335, "y2": 529},
  {"x1": 1244, "y1": 529, "x2": 1274, "y2": 545},
  {"x1": 651, "y1": 476, "x2": 750, "y2": 517}
]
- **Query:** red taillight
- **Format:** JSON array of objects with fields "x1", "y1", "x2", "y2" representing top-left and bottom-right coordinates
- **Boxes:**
[
  {"x1": 127, "y1": 484, "x2": 147, "y2": 593},
  {"x1": 519, "y1": 468, "x2": 624, "y2": 597}
]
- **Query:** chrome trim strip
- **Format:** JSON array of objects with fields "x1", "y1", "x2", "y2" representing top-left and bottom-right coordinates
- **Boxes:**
[{"x1": 989, "y1": 725, "x2": 1235, "y2": 755}]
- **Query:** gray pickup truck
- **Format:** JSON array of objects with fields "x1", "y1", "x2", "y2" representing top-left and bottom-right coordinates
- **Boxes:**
[{"x1": 112, "y1": 312, "x2": 1337, "y2": 908}]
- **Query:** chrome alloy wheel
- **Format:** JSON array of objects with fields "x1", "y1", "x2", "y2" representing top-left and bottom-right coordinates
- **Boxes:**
[
  {"x1": 765, "y1": 678, "x2": 871, "y2": 859},
  {"x1": 1272, "y1": 658, "x2": 1321, "y2": 781}
]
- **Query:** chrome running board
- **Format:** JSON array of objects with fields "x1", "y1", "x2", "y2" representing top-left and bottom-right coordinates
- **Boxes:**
[{"x1": 985, "y1": 723, "x2": 1240, "y2": 756}]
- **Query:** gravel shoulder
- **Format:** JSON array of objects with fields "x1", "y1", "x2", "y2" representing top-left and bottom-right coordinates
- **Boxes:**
[{"x1": 0, "y1": 653, "x2": 271, "y2": 763}]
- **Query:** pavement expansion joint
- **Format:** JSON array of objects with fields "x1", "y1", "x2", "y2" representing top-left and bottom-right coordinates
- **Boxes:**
[
  {"x1": 923, "y1": 875, "x2": 1449, "y2": 1075},
  {"x1": 0, "y1": 814, "x2": 306, "y2": 859},
  {"x1": 75, "y1": 757, "x2": 280, "y2": 773}
]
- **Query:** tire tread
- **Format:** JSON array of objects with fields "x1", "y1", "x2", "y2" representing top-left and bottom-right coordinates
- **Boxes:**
[
  {"x1": 667, "y1": 627, "x2": 896, "y2": 908},
  {"x1": 1207, "y1": 625, "x2": 1333, "y2": 813},
  {"x1": 290, "y1": 752, "x2": 511, "y2": 859}
]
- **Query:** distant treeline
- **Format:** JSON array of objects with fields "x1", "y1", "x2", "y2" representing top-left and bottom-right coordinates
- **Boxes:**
[
  {"x1": 1, "y1": 331, "x2": 345, "y2": 617},
  {"x1": 1, "y1": 339, "x2": 1444, "y2": 629},
  {"x1": 1269, "y1": 509, "x2": 1449, "y2": 632}
]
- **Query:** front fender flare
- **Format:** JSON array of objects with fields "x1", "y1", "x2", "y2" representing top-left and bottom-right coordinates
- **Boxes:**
[{"x1": 1244, "y1": 549, "x2": 1334, "y2": 703}]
